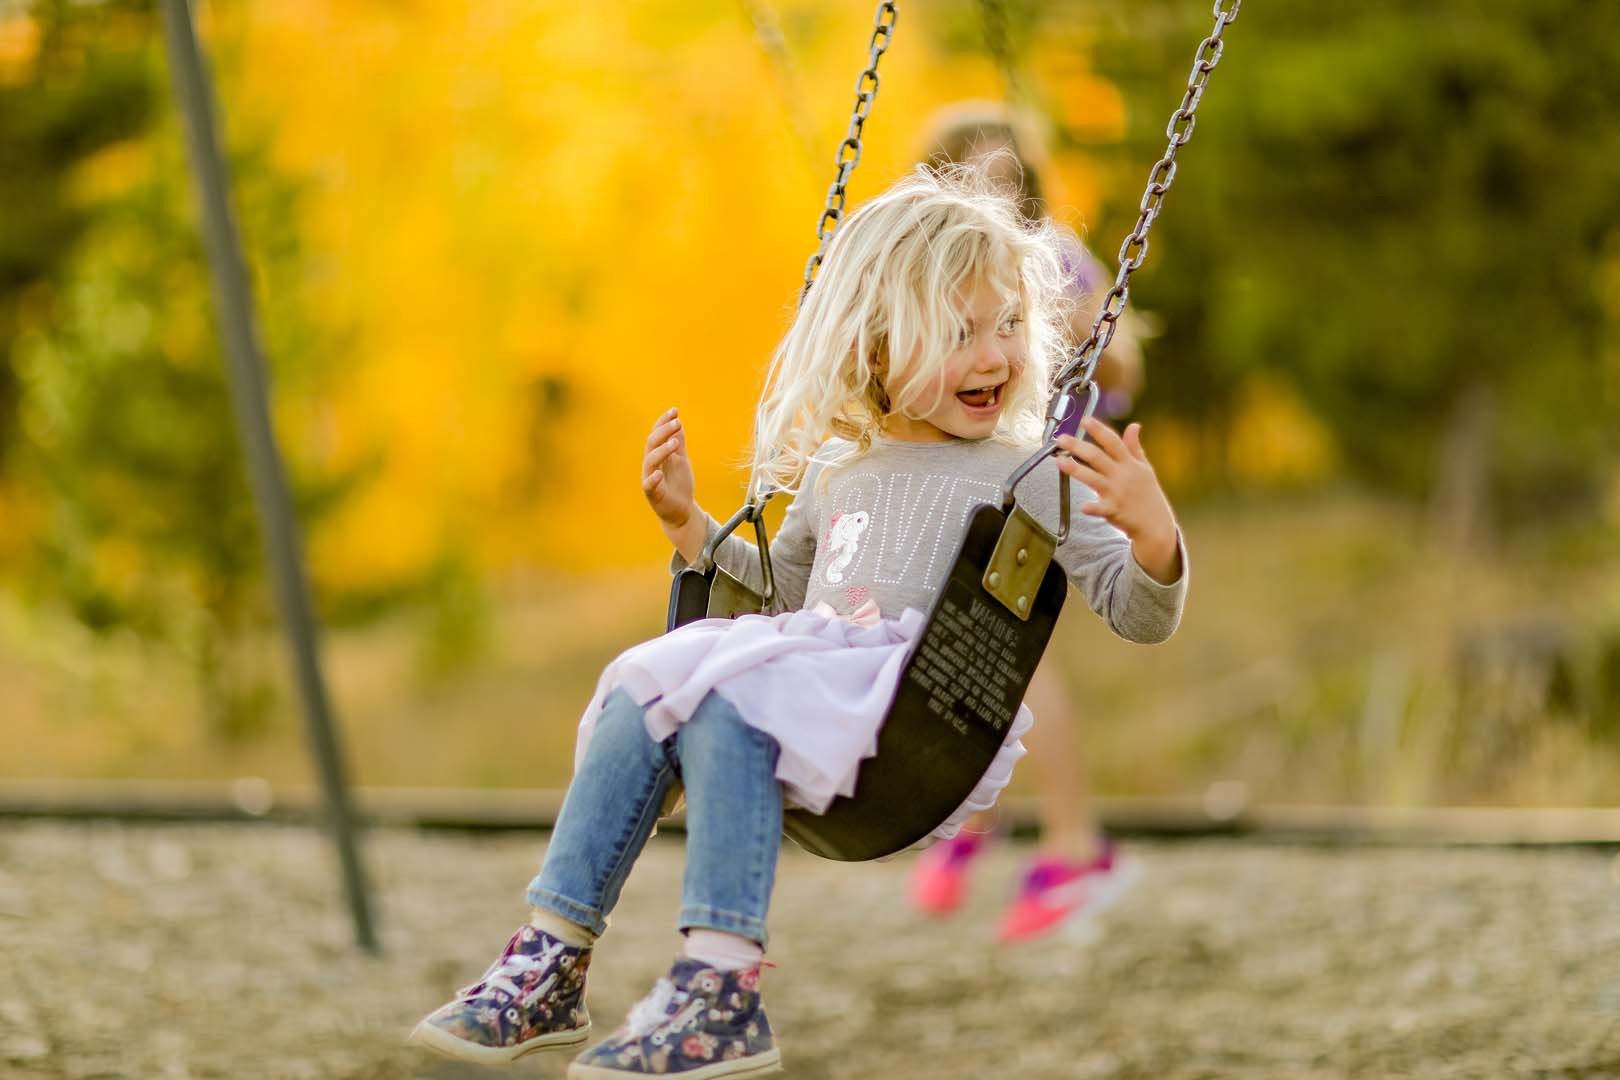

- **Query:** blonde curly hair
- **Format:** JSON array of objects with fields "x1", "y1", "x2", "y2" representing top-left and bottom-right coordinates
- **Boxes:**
[{"x1": 749, "y1": 160, "x2": 1071, "y2": 497}]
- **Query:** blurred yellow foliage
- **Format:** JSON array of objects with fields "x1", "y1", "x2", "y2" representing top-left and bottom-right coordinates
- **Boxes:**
[
  {"x1": 0, "y1": 9, "x2": 40, "y2": 84},
  {"x1": 1226, "y1": 374, "x2": 1338, "y2": 487},
  {"x1": 66, "y1": 139, "x2": 151, "y2": 206},
  {"x1": 209, "y1": 2, "x2": 1122, "y2": 584}
]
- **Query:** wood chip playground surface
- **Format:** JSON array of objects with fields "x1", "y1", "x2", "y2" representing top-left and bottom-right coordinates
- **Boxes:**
[{"x1": 3, "y1": 820, "x2": 1619, "y2": 1080}]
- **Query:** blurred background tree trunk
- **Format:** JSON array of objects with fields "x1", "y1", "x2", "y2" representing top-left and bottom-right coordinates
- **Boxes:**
[{"x1": 1430, "y1": 379, "x2": 1495, "y2": 554}]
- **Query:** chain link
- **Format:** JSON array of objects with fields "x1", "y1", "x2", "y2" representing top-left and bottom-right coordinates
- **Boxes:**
[
  {"x1": 800, "y1": 0, "x2": 900, "y2": 302},
  {"x1": 751, "y1": 1, "x2": 899, "y2": 503},
  {"x1": 1050, "y1": 0, "x2": 1241, "y2": 404}
]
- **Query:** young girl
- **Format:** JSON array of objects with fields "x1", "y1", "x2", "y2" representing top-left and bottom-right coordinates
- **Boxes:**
[{"x1": 410, "y1": 164, "x2": 1187, "y2": 1079}]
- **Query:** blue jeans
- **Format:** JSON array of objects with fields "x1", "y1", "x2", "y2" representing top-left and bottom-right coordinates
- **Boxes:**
[{"x1": 526, "y1": 688, "x2": 784, "y2": 946}]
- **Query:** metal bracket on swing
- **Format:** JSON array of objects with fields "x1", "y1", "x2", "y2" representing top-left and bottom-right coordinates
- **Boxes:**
[
  {"x1": 983, "y1": 379, "x2": 1096, "y2": 620},
  {"x1": 704, "y1": 500, "x2": 776, "y2": 620},
  {"x1": 669, "y1": 498, "x2": 777, "y2": 630},
  {"x1": 982, "y1": 505, "x2": 1054, "y2": 621}
]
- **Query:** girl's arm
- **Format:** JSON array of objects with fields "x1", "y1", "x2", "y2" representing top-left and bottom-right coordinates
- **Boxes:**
[
  {"x1": 672, "y1": 486, "x2": 817, "y2": 615},
  {"x1": 1025, "y1": 422, "x2": 1187, "y2": 644},
  {"x1": 642, "y1": 408, "x2": 707, "y2": 563},
  {"x1": 1059, "y1": 419, "x2": 1181, "y2": 584},
  {"x1": 641, "y1": 409, "x2": 817, "y2": 613}
]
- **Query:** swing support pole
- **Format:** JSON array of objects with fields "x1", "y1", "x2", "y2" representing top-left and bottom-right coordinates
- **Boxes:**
[{"x1": 157, "y1": 0, "x2": 378, "y2": 953}]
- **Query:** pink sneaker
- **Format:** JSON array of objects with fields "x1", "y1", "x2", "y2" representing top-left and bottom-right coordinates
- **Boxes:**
[
  {"x1": 908, "y1": 831, "x2": 988, "y2": 916},
  {"x1": 996, "y1": 842, "x2": 1140, "y2": 944}
]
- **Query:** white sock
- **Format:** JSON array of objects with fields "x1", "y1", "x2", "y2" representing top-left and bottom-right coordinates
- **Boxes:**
[
  {"x1": 682, "y1": 929, "x2": 764, "y2": 972},
  {"x1": 529, "y1": 907, "x2": 597, "y2": 948}
]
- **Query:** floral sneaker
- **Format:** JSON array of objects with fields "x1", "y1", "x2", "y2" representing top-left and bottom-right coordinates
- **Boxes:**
[
  {"x1": 410, "y1": 924, "x2": 592, "y2": 1064},
  {"x1": 568, "y1": 958, "x2": 781, "y2": 1079},
  {"x1": 996, "y1": 842, "x2": 1141, "y2": 944},
  {"x1": 907, "y1": 830, "x2": 988, "y2": 916}
]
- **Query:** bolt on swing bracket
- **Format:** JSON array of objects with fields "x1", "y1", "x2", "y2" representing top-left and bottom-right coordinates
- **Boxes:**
[
  {"x1": 982, "y1": 505, "x2": 1056, "y2": 621},
  {"x1": 987, "y1": 405, "x2": 1082, "y2": 622}
]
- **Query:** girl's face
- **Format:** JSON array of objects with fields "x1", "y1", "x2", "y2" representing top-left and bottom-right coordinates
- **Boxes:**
[{"x1": 884, "y1": 278, "x2": 1024, "y2": 442}]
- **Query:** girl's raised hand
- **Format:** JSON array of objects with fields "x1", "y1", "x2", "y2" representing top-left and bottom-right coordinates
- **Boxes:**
[
  {"x1": 1056, "y1": 418, "x2": 1182, "y2": 585},
  {"x1": 642, "y1": 407, "x2": 696, "y2": 529}
]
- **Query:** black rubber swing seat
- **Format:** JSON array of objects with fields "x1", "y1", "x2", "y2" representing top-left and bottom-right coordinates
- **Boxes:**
[{"x1": 668, "y1": 500, "x2": 1066, "y2": 862}]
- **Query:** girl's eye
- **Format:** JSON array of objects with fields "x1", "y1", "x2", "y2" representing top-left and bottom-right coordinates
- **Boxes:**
[
  {"x1": 956, "y1": 327, "x2": 973, "y2": 347},
  {"x1": 998, "y1": 316, "x2": 1023, "y2": 337}
]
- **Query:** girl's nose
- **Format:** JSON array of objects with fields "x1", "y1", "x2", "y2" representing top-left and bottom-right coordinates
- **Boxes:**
[{"x1": 976, "y1": 337, "x2": 1009, "y2": 373}]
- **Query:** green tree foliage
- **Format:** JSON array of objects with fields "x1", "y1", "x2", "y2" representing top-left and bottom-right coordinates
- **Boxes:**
[
  {"x1": 0, "y1": 0, "x2": 156, "y2": 457},
  {"x1": 1082, "y1": 1, "x2": 1620, "y2": 533},
  {"x1": 9, "y1": 3, "x2": 362, "y2": 736}
]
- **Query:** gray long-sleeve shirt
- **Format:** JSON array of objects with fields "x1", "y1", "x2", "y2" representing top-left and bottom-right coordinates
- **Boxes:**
[{"x1": 684, "y1": 436, "x2": 1187, "y2": 645}]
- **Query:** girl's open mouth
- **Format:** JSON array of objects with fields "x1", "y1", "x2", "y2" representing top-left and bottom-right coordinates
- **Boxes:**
[{"x1": 956, "y1": 384, "x2": 1002, "y2": 411}]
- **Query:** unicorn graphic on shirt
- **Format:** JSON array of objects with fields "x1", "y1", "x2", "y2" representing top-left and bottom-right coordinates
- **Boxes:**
[{"x1": 823, "y1": 509, "x2": 870, "y2": 585}]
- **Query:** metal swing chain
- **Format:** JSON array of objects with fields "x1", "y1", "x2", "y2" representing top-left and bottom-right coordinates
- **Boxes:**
[
  {"x1": 1047, "y1": 0, "x2": 1241, "y2": 429},
  {"x1": 800, "y1": 0, "x2": 900, "y2": 303},
  {"x1": 745, "y1": 0, "x2": 898, "y2": 511}
]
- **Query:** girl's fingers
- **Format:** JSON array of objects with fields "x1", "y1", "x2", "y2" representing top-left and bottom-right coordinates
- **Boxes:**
[
  {"x1": 1057, "y1": 457, "x2": 1107, "y2": 492},
  {"x1": 644, "y1": 417, "x2": 681, "y2": 452},
  {"x1": 644, "y1": 436, "x2": 679, "y2": 473},
  {"x1": 1061, "y1": 436, "x2": 1112, "y2": 473},
  {"x1": 643, "y1": 468, "x2": 663, "y2": 494},
  {"x1": 1081, "y1": 416, "x2": 1129, "y2": 461},
  {"x1": 1079, "y1": 500, "x2": 1112, "y2": 518},
  {"x1": 1123, "y1": 422, "x2": 1148, "y2": 462}
]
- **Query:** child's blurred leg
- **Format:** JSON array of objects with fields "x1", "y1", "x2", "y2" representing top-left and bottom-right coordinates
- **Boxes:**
[
  {"x1": 413, "y1": 688, "x2": 678, "y2": 1064},
  {"x1": 1021, "y1": 665, "x2": 1104, "y2": 864},
  {"x1": 908, "y1": 658, "x2": 1093, "y2": 921},
  {"x1": 997, "y1": 839, "x2": 1139, "y2": 944},
  {"x1": 570, "y1": 691, "x2": 783, "y2": 1079},
  {"x1": 907, "y1": 822, "x2": 991, "y2": 916},
  {"x1": 997, "y1": 664, "x2": 1138, "y2": 944}
]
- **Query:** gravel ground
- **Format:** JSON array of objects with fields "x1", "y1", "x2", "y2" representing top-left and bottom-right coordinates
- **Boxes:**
[{"x1": 3, "y1": 820, "x2": 1620, "y2": 1079}]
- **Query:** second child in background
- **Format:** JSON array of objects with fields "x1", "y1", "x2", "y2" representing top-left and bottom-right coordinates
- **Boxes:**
[{"x1": 909, "y1": 101, "x2": 1152, "y2": 944}]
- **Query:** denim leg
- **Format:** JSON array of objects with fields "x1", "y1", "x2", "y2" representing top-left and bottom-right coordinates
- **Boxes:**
[
  {"x1": 526, "y1": 688, "x2": 678, "y2": 936},
  {"x1": 674, "y1": 691, "x2": 783, "y2": 947}
]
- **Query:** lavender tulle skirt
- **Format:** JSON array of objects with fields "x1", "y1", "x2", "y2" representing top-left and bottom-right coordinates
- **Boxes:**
[{"x1": 575, "y1": 606, "x2": 1033, "y2": 848}]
